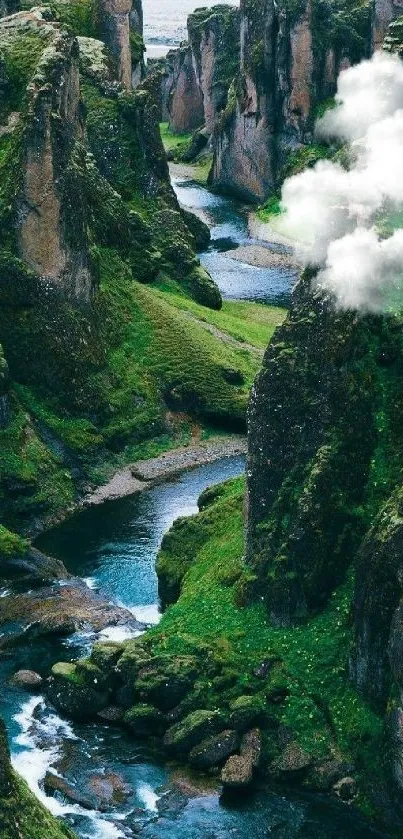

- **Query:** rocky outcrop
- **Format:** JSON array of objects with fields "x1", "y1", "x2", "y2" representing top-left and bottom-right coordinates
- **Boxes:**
[
  {"x1": 348, "y1": 485, "x2": 403, "y2": 791},
  {"x1": 244, "y1": 263, "x2": 403, "y2": 796},
  {"x1": 209, "y1": 0, "x2": 277, "y2": 202},
  {"x1": 373, "y1": 0, "x2": 403, "y2": 47},
  {"x1": 165, "y1": 44, "x2": 204, "y2": 134},
  {"x1": 98, "y1": 0, "x2": 132, "y2": 89},
  {"x1": 246, "y1": 271, "x2": 403, "y2": 627},
  {"x1": 187, "y1": 5, "x2": 240, "y2": 134},
  {"x1": 209, "y1": 0, "x2": 372, "y2": 201},
  {"x1": 130, "y1": 0, "x2": 145, "y2": 88},
  {"x1": 1, "y1": 10, "x2": 94, "y2": 302}
]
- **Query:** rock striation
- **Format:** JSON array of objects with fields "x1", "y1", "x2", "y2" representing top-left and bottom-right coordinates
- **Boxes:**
[
  {"x1": 98, "y1": 0, "x2": 133, "y2": 89},
  {"x1": 210, "y1": 0, "x2": 372, "y2": 201},
  {"x1": 164, "y1": 44, "x2": 205, "y2": 134},
  {"x1": 187, "y1": 4, "x2": 240, "y2": 135},
  {"x1": 372, "y1": 0, "x2": 403, "y2": 47}
]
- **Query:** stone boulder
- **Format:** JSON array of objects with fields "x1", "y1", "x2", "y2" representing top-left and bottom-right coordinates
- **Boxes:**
[
  {"x1": 11, "y1": 670, "x2": 43, "y2": 691},
  {"x1": 270, "y1": 741, "x2": 312, "y2": 778},
  {"x1": 163, "y1": 709, "x2": 226, "y2": 755},
  {"x1": 47, "y1": 661, "x2": 110, "y2": 721},
  {"x1": 124, "y1": 703, "x2": 167, "y2": 738},
  {"x1": 133, "y1": 655, "x2": 199, "y2": 711},
  {"x1": 228, "y1": 695, "x2": 265, "y2": 731},
  {"x1": 188, "y1": 729, "x2": 239, "y2": 769},
  {"x1": 221, "y1": 728, "x2": 261, "y2": 788}
]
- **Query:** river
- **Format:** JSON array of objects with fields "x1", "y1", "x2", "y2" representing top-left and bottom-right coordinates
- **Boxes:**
[
  {"x1": 171, "y1": 169, "x2": 296, "y2": 306},
  {"x1": 0, "y1": 176, "x2": 383, "y2": 838}
]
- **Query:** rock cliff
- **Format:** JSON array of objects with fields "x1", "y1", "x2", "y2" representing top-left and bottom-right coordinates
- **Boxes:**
[
  {"x1": 210, "y1": 0, "x2": 372, "y2": 201},
  {"x1": 164, "y1": 44, "x2": 205, "y2": 134},
  {"x1": 244, "y1": 263, "x2": 403, "y2": 802},
  {"x1": 160, "y1": 4, "x2": 240, "y2": 137},
  {"x1": 373, "y1": 0, "x2": 403, "y2": 47},
  {"x1": 1, "y1": 9, "x2": 94, "y2": 301},
  {"x1": 187, "y1": 4, "x2": 240, "y2": 134}
]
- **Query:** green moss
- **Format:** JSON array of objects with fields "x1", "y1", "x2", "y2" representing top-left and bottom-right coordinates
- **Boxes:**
[
  {"x1": 0, "y1": 525, "x2": 27, "y2": 558},
  {"x1": 311, "y1": 0, "x2": 372, "y2": 63},
  {"x1": 0, "y1": 396, "x2": 75, "y2": 531},
  {"x1": 256, "y1": 195, "x2": 284, "y2": 223},
  {"x1": 159, "y1": 122, "x2": 193, "y2": 153},
  {"x1": 130, "y1": 30, "x2": 145, "y2": 65},
  {"x1": 146, "y1": 479, "x2": 383, "y2": 798},
  {"x1": 0, "y1": 771, "x2": 75, "y2": 839},
  {"x1": 281, "y1": 143, "x2": 333, "y2": 180},
  {"x1": 51, "y1": 661, "x2": 84, "y2": 685},
  {"x1": 0, "y1": 31, "x2": 48, "y2": 120}
]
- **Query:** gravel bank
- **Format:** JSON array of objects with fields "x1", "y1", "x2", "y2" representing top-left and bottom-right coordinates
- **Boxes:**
[{"x1": 83, "y1": 437, "x2": 247, "y2": 506}]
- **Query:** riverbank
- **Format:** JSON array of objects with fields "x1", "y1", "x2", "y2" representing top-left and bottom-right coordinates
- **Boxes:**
[{"x1": 83, "y1": 436, "x2": 247, "y2": 506}]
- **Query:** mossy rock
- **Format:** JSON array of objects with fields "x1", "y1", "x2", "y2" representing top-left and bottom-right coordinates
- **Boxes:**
[
  {"x1": 270, "y1": 741, "x2": 312, "y2": 777},
  {"x1": 163, "y1": 709, "x2": 226, "y2": 755},
  {"x1": 47, "y1": 661, "x2": 110, "y2": 721},
  {"x1": 184, "y1": 265, "x2": 222, "y2": 311},
  {"x1": 124, "y1": 703, "x2": 167, "y2": 738},
  {"x1": 188, "y1": 728, "x2": 239, "y2": 769},
  {"x1": 115, "y1": 639, "x2": 153, "y2": 683},
  {"x1": 229, "y1": 694, "x2": 265, "y2": 731},
  {"x1": 134, "y1": 655, "x2": 199, "y2": 711},
  {"x1": 91, "y1": 641, "x2": 124, "y2": 673}
]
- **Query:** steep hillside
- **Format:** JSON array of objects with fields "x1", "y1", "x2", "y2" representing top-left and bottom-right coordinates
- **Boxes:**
[{"x1": 0, "y1": 5, "x2": 268, "y2": 540}]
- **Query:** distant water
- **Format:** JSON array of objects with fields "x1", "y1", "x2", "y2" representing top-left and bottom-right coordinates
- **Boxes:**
[{"x1": 143, "y1": 0, "x2": 238, "y2": 54}]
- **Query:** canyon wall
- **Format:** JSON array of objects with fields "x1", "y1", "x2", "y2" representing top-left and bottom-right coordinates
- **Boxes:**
[
  {"x1": 161, "y1": 5, "x2": 239, "y2": 136},
  {"x1": 163, "y1": 0, "x2": 375, "y2": 201},
  {"x1": 244, "y1": 15, "x2": 403, "y2": 794},
  {"x1": 373, "y1": 0, "x2": 403, "y2": 46},
  {"x1": 187, "y1": 5, "x2": 240, "y2": 134},
  {"x1": 245, "y1": 268, "x2": 403, "y2": 795},
  {"x1": 98, "y1": 0, "x2": 132, "y2": 89},
  {"x1": 164, "y1": 44, "x2": 205, "y2": 134},
  {"x1": 210, "y1": 0, "x2": 372, "y2": 201}
]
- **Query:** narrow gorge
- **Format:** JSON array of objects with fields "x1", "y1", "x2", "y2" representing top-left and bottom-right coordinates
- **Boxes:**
[{"x1": 2, "y1": 1, "x2": 403, "y2": 838}]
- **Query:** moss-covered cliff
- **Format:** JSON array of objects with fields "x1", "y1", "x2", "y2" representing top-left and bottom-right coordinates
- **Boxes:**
[
  {"x1": 0, "y1": 5, "x2": 267, "y2": 538},
  {"x1": 0, "y1": 716, "x2": 75, "y2": 838},
  {"x1": 210, "y1": 0, "x2": 373, "y2": 201}
]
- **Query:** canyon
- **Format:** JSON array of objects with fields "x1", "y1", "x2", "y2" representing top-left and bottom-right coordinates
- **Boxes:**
[{"x1": 2, "y1": 0, "x2": 403, "y2": 837}]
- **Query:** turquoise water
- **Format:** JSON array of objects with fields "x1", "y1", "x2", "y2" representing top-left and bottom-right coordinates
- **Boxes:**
[
  {"x1": 171, "y1": 175, "x2": 297, "y2": 305},
  {"x1": 0, "y1": 456, "x2": 386, "y2": 837}
]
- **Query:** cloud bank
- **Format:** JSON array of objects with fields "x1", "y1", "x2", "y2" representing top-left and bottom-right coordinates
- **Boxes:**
[{"x1": 279, "y1": 52, "x2": 403, "y2": 312}]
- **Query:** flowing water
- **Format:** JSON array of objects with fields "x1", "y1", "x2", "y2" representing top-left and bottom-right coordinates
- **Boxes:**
[
  {"x1": 0, "y1": 167, "x2": 383, "y2": 837},
  {"x1": 171, "y1": 173, "x2": 297, "y2": 306}
]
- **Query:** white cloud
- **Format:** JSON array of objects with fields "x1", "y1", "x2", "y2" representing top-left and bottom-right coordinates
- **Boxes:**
[{"x1": 279, "y1": 51, "x2": 403, "y2": 312}]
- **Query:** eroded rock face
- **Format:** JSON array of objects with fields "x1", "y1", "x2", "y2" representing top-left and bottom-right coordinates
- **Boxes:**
[
  {"x1": 188, "y1": 5, "x2": 240, "y2": 134},
  {"x1": 0, "y1": 10, "x2": 95, "y2": 302},
  {"x1": 18, "y1": 37, "x2": 93, "y2": 301},
  {"x1": 349, "y1": 485, "x2": 403, "y2": 792},
  {"x1": 209, "y1": 0, "x2": 372, "y2": 201},
  {"x1": 373, "y1": 0, "x2": 403, "y2": 47},
  {"x1": 130, "y1": 0, "x2": 145, "y2": 88},
  {"x1": 209, "y1": 0, "x2": 277, "y2": 202},
  {"x1": 166, "y1": 45, "x2": 204, "y2": 134},
  {"x1": 246, "y1": 273, "x2": 403, "y2": 627},
  {"x1": 98, "y1": 0, "x2": 132, "y2": 89},
  {"x1": 281, "y1": 0, "x2": 314, "y2": 144}
]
